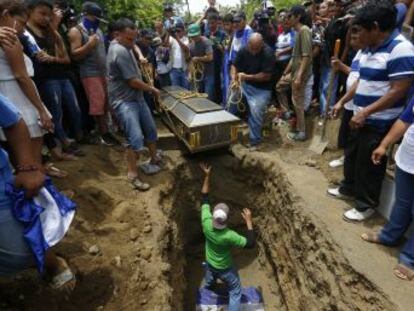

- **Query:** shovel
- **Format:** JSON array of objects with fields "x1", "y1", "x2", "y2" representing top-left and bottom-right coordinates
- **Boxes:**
[{"x1": 309, "y1": 39, "x2": 341, "y2": 154}]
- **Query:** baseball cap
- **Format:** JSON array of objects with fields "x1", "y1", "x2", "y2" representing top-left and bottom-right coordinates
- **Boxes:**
[
  {"x1": 233, "y1": 12, "x2": 246, "y2": 22},
  {"x1": 187, "y1": 23, "x2": 201, "y2": 37},
  {"x1": 82, "y1": 1, "x2": 103, "y2": 18},
  {"x1": 212, "y1": 203, "x2": 230, "y2": 230}
]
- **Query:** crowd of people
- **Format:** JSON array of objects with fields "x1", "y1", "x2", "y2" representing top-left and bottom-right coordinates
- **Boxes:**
[{"x1": 0, "y1": 0, "x2": 413, "y2": 307}]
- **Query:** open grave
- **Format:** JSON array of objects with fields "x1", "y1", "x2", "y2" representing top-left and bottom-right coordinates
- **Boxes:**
[{"x1": 160, "y1": 153, "x2": 395, "y2": 311}]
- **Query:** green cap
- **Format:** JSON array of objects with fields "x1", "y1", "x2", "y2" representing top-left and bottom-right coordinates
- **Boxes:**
[{"x1": 187, "y1": 23, "x2": 201, "y2": 37}]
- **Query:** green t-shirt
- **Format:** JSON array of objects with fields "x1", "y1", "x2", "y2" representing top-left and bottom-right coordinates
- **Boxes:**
[
  {"x1": 201, "y1": 204, "x2": 247, "y2": 270},
  {"x1": 291, "y1": 25, "x2": 313, "y2": 79}
]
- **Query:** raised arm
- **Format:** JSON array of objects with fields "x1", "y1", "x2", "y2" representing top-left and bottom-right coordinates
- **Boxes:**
[
  {"x1": 200, "y1": 162, "x2": 211, "y2": 196},
  {"x1": 241, "y1": 208, "x2": 255, "y2": 248},
  {"x1": 68, "y1": 27, "x2": 99, "y2": 61}
]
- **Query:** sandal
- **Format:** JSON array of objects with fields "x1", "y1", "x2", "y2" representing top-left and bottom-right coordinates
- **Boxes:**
[
  {"x1": 394, "y1": 263, "x2": 414, "y2": 281},
  {"x1": 46, "y1": 164, "x2": 68, "y2": 179},
  {"x1": 128, "y1": 177, "x2": 150, "y2": 191},
  {"x1": 361, "y1": 232, "x2": 383, "y2": 244},
  {"x1": 49, "y1": 257, "x2": 76, "y2": 291},
  {"x1": 63, "y1": 143, "x2": 86, "y2": 157},
  {"x1": 59, "y1": 153, "x2": 79, "y2": 161}
]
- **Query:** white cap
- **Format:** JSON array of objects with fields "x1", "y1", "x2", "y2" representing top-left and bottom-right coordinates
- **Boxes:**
[{"x1": 213, "y1": 203, "x2": 229, "y2": 230}]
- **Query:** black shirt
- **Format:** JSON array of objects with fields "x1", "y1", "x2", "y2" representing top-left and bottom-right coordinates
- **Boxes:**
[
  {"x1": 321, "y1": 17, "x2": 348, "y2": 67},
  {"x1": 234, "y1": 45, "x2": 276, "y2": 90},
  {"x1": 25, "y1": 26, "x2": 70, "y2": 81}
]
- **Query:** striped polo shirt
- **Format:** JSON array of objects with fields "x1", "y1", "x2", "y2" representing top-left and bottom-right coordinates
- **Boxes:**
[
  {"x1": 354, "y1": 30, "x2": 414, "y2": 130},
  {"x1": 345, "y1": 50, "x2": 363, "y2": 111}
]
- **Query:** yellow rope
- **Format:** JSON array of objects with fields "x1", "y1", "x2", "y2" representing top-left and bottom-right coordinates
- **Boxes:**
[
  {"x1": 226, "y1": 80, "x2": 246, "y2": 113},
  {"x1": 140, "y1": 62, "x2": 155, "y2": 87},
  {"x1": 188, "y1": 61, "x2": 205, "y2": 92}
]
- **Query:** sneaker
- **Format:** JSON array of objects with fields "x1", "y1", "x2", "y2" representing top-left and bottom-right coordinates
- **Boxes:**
[
  {"x1": 287, "y1": 131, "x2": 306, "y2": 142},
  {"x1": 101, "y1": 132, "x2": 121, "y2": 146},
  {"x1": 343, "y1": 208, "x2": 375, "y2": 222},
  {"x1": 283, "y1": 111, "x2": 294, "y2": 120},
  {"x1": 329, "y1": 156, "x2": 345, "y2": 168},
  {"x1": 244, "y1": 143, "x2": 261, "y2": 152},
  {"x1": 249, "y1": 145, "x2": 261, "y2": 152},
  {"x1": 327, "y1": 187, "x2": 354, "y2": 201},
  {"x1": 140, "y1": 161, "x2": 161, "y2": 175}
]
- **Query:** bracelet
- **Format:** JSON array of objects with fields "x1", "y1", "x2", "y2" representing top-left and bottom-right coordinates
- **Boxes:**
[{"x1": 15, "y1": 164, "x2": 39, "y2": 173}]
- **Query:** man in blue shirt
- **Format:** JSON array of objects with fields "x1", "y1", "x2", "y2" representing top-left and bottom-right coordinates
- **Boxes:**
[
  {"x1": 163, "y1": 4, "x2": 184, "y2": 31},
  {"x1": 328, "y1": 0, "x2": 414, "y2": 222}
]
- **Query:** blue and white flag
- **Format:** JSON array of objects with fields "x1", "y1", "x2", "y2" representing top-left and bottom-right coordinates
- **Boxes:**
[
  {"x1": 196, "y1": 287, "x2": 265, "y2": 311},
  {"x1": 6, "y1": 178, "x2": 76, "y2": 273}
]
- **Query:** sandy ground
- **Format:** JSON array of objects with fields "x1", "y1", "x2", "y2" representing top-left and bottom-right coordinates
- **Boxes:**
[{"x1": 0, "y1": 116, "x2": 413, "y2": 310}]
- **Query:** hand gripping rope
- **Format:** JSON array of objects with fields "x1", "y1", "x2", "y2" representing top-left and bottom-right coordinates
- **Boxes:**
[
  {"x1": 188, "y1": 61, "x2": 205, "y2": 92},
  {"x1": 226, "y1": 79, "x2": 246, "y2": 113}
]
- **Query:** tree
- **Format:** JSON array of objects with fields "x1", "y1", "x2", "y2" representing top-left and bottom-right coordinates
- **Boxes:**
[
  {"x1": 240, "y1": 0, "x2": 301, "y2": 20},
  {"x1": 71, "y1": 0, "x2": 184, "y2": 28}
]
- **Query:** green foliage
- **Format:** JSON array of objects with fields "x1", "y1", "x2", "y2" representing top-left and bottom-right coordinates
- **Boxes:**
[
  {"x1": 71, "y1": 0, "x2": 301, "y2": 27},
  {"x1": 240, "y1": 0, "x2": 301, "y2": 19},
  {"x1": 71, "y1": 0, "x2": 184, "y2": 28}
]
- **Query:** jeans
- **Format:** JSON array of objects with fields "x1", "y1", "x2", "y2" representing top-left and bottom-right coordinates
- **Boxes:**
[
  {"x1": 242, "y1": 83, "x2": 272, "y2": 145},
  {"x1": 379, "y1": 166, "x2": 414, "y2": 269},
  {"x1": 114, "y1": 99, "x2": 158, "y2": 151},
  {"x1": 340, "y1": 126, "x2": 388, "y2": 211},
  {"x1": 319, "y1": 65, "x2": 338, "y2": 116},
  {"x1": 204, "y1": 264, "x2": 242, "y2": 311},
  {"x1": 170, "y1": 68, "x2": 189, "y2": 90},
  {"x1": 196, "y1": 73, "x2": 216, "y2": 103},
  {"x1": 37, "y1": 79, "x2": 82, "y2": 142}
]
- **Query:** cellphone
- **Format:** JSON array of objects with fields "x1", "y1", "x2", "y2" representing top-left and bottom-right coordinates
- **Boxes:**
[{"x1": 13, "y1": 20, "x2": 17, "y2": 30}]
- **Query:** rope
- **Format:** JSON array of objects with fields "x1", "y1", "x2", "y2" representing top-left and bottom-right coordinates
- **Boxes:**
[
  {"x1": 226, "y1": 80, "x2": 246, "y2": 113},
  {"x1": 188, "y1": 61, "x2": 205, "y2": 92},
  {"x1": 140, "y1": 62, "x2": 155, "y2": 87}
]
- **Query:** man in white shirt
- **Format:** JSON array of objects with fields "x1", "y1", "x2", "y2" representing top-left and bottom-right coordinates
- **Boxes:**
[{"x1": 169, "y1": 23, "x2": 190, "y2": 89}]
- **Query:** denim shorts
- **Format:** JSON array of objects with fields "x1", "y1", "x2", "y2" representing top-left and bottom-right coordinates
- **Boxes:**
[
  {"x1": 114, "y1": 100, "x2": 158, "y2": 151},
  {"x1": 0, "y1": 167, "x2": 33, "y2": 276}
]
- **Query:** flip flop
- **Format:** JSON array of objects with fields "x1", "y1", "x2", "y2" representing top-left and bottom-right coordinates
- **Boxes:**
[
  {"x1": 394, "y1": 263, "x2": 414, "y2": 281},
  {"x1": 46, "y1": 164, "x2": 68, "y2": 179},
  {"x1": 49, "y1": 257, "x2": 76, "y2": 291},
  {"x1": 129, "y1": 177, "x2": 150, "y2": 191},
  {"x1": 361, "y1": 232, "x2": 383, "y2": 244},
  {"x1": 59, "y1": 153, "x2": 79, "y2": 161}
]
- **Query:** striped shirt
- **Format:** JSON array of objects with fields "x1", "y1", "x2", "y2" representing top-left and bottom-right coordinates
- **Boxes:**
[
  {"x1": 345, "y1": 50, "x2": 363, "y2": 111},
  {"x1": 354, "y1": 31, "x2": 414, "y2": 130}
]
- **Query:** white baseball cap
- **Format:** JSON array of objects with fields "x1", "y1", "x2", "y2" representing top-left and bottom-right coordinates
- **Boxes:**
[{"x1": 213, "y1": 203, "x2": 229, "y2": 230}]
